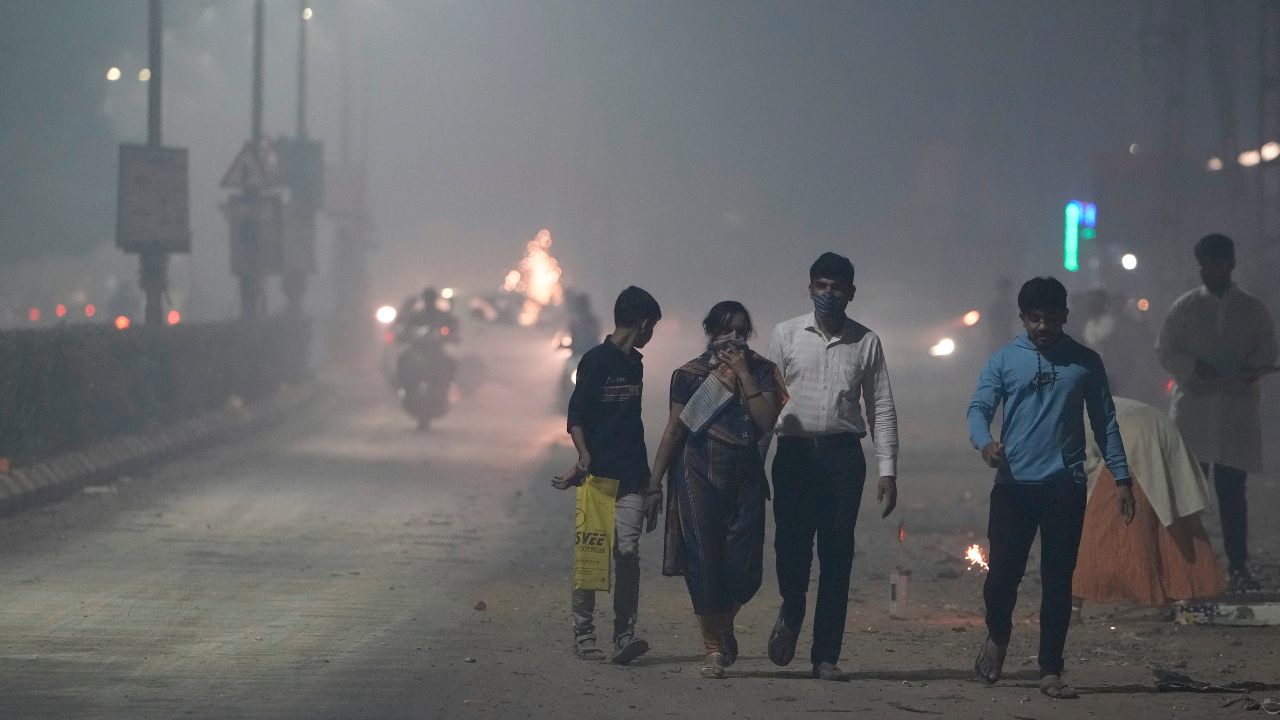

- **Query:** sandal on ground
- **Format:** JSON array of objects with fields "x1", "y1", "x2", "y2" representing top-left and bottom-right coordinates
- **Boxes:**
[
  {"x1": 973, "y1": 635, "x2": 1008, "y2": 686},
  {"x1": 610, "y1": 634, "x2": 650, "y2": 665},
  {"x1": 718, "y1": 629, "x2": 738, "y2": 667},
  {"x1": 1040, "y1": 673, "x2": 1079, "y2": 699},
  {"x1": 700, "y1": 651, "x2": 726, "y2": 679},
  {"x1": 573, "y1": 634, "x2": 606, "y2": 661}
]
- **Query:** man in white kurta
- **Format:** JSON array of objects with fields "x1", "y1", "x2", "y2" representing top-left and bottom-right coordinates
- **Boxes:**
[{"x1": 1156, "y1": 233, "x2": 1278, "y2": 591}]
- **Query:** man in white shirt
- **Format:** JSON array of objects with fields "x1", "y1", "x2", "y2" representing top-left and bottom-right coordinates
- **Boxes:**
[
  {"x1": 1157, "y1": 234, "x2": 1278, "y2": 592},
  {"x1": 764, "y1": 252, "x2": 899, "y2": 681}
]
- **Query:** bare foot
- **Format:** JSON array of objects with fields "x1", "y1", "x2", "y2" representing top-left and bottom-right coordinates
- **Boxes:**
[
  {"x1": 973, "y1": 635, "x2": 1008, "y2": 686},
  {"x1": 1040, "y1": 674, "x2": 1079, "y2": 699}
]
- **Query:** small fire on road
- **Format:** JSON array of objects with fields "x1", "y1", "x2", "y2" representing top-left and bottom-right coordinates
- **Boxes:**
[{"x1": 965, "y1": 544, "x2": 989, "y2": 572}]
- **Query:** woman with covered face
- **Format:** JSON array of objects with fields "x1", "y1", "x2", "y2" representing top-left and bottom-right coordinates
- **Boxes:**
[{"x1": 644, "y1": 301, "x2": 784, "y2": 679}]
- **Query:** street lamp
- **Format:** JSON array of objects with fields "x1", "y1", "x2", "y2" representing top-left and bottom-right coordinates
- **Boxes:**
[{"x1": 1121, "y1": 253, "x2": 1138, "y2": 270}]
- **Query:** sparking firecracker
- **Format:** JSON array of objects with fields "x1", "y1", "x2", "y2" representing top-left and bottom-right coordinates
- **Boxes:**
[{"x1": 966, "y1": 544, "x2": 989, "y2": 572}]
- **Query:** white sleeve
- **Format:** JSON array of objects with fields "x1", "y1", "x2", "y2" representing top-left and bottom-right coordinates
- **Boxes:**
[{"x1": 861, "y1": 337, "x2": 899, "y2": 478}]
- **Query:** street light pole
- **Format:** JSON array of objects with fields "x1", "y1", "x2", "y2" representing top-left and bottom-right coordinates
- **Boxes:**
[
  {"x1": 141, "y1": 0, "x2": 168, "y2": 326},
  {"x1": 239, "y1": 0, "x2": 266, "y2": 320}
]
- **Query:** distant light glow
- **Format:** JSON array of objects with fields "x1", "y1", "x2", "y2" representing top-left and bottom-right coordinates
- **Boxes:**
[
  {"x1": 505, "y1": 229, "x2": 564, "y2": 326},
  {"x1": 1064, "y1": 202, "x2": 1081, "y2": 272},
  {"x1": 56, "y1": 304, "x2": 67, "y2": 318},
  {"x1": 1239, "y1": 150, "x2": 1261, "y2": 167},
  {"x1": 1167, "y1": 378, "x2": 1174, "y2": 394},
  {"x1": 1137, "y1": 298, "x2": 1150, "y2": 311},
  {"x1": 1207, "y1": 156, "x2": 1224, "y2": 171},
  {"x1": 106, "y1": 67, "x2": 121, "y2": 81},
  {"x1": 375, "y1": 305, "x2": 398, "y2": 324},
  {"x1": 1129, "y1": 143, "x2": 1140, "y2": 155},
  {"x1": 85, "y1": 304, "x2": 96, "y2": 317},
  {"x1": 1083, "y1": 203, "x2": 1097, "y2": 228},
  {"x1": 929, "y1": 338, "x2": 955, "y2": 357},
  {"x1": 167, "y1": 310, "x2": 181, "y2": 325},
  {"x1": 1121, "y1": 253, "x2": 1138, "y2": 270},
  {"x1": 302, "y1": 7, "x2": 313, "y2": 19},
  {"x1": 1263, "y1": 142, "x2": 1280, "y2": 162},
  {"x1": 963, "y1": 311, "x2": 980, "y2": 326},
  {"x1": 384, "y1": 331, "x2": 395, "y2": 344},
  {"x1": 115, "y1": 316, "x2": 130, "y2": 330},
  {"x1": 440, "y1": 326, "x2": 450, "y2": 336},
  {"x1": 28, "y1": 308, "x2": 40, "y2": 322},
  {"x1": 138, "y1": 68, "x2": 151, "y2": 82},
  {"x1": 441, "y1": 288, "x2": 455, "y2": 299}
]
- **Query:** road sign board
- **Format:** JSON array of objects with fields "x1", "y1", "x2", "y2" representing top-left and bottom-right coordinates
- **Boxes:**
[
  {"x1": 220, "y1": 136, "x2": 286, "y2": 190},
  {"x1": 115, "y1": 144, "x2": 191, "y2": 253},
  {"x1": 222, "y1": 194, "x2": 284, "y2": 276},
  {"x1": 278, "y1": 136, "x2": 325, "y2": 207}
]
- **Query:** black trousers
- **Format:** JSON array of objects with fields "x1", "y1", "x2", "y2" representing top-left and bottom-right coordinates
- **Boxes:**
[
  {"x1": 1202, "y1": 463, "x2": 1249, "y2": 574},
  {"x1": 983, "y1": 479, "x2": 1087, "y2": 677},
  {"x1": 771, "y1": 441, "x2": 866, "y2": 666}
]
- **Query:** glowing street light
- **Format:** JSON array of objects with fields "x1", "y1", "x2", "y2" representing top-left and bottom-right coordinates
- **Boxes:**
[
  {"x1": 1137, "y1": 299, "x2": 1150, "y2": 311},
  {"x1": 929, "y1": 338, "x2": 956, "y2": 357},
  {"x1": 139, "y1": 68, "x2": 151, "y2": 82},
  {"x1": 441, "y1": 288, "x2": 455, "y2": 299},
  {"x1": 1121, "y1": 253, "x2": 1138, "y2": 270},
  {"x1": 375, "y1": 306, "x2": 398, "y2": 324},
  {"x1": 115, "y1": 316, "x2": 131, "y2": 330},
  {"x1": 302, "y1": 7, "x2": 313, "y2": 19},
  {"x1": 1207, "y1": 156, "x2": 1223, "y2": 171},
  {"x1": 107, "y1": 67, "x2": 122, "y2": 81},
  {"x1": 963, "y1": 310, "x2": 980, "y2": 326},
  {"x1": 1263, "y1": 142, "x2": 1280, "y2": 162},
  {"x1": 1239, "y1": 149, "x2": 1261, "y2": 167}
]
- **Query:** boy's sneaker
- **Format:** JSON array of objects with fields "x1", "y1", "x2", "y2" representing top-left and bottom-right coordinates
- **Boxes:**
[
  {"x1": 610, "y1": 634, "x2": 649, "y2": 665},
  {"x1": 574, "y1": 633, "x2": 606, "y2": 660}
]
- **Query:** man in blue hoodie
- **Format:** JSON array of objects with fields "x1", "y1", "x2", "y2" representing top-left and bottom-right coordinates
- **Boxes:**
[{"x1": 967, "y1": 277, "x2": 1135, "y2": 699}]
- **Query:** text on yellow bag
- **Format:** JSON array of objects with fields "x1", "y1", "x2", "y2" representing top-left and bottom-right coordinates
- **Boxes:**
[{"x1": 573, "y1": 475, "x2": 619, "y2": 591}]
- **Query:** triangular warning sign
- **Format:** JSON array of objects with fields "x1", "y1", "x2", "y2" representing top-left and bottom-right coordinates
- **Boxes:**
[{"x1": 220, "y1": 141, "x2": 271, "y2": 189}]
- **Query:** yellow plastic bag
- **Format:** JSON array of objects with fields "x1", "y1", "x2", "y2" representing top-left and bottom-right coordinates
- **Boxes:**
[{"x1": 573, "y1": 475, "x2": 619, "y2": 591}]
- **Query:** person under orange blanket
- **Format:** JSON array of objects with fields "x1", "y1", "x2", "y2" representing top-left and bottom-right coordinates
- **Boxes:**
[{"x1": 1072, "y1": 397, "x2": 1226, "y2": 617}]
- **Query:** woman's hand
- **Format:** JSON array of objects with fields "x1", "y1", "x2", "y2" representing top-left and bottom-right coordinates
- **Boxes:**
[{"x1": 718, "y1": 345, "x2": 751, "y2": 377}]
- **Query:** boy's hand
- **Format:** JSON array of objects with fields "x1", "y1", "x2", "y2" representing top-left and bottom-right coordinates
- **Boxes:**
[
  {"x1": 1116, "y1": 484, "x2": 1136, "y2": 525},
  {"x1": 642, "y1": 489, "x2": 663, "y2": 532},
  {"x1": 877, "y1": 476, "x2": 898, "y2": 518},
  {"x1": 552, "y1": 455, "x2": 590, "y2": 490},
  {"x1": 981, "y1": 441, "x2": 1006, "y2": 468}
]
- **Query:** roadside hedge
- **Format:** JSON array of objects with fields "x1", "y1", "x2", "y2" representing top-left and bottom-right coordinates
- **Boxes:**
[{"x1": 0, "y1": 318, "x2": 310, "y2": 464}]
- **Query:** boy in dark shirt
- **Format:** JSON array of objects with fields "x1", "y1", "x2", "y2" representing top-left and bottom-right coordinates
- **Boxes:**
[{"x1": 554, "y1": 286, "x2": 662, "y2": 664}]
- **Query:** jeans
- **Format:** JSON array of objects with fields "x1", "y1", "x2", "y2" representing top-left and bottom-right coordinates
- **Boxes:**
[
  {"x1": 983, "y1": 479, "x2": 1087, "y2": 676},
  {"x1": 771, "y1": 441, "x2": 866, "y2": 666},
  {"x1": 572, "y1": 492, "x2": 644, "y2": 642},
  {"x1": 1203, "y1": 463, "x2": 1249, "y2": 574}
]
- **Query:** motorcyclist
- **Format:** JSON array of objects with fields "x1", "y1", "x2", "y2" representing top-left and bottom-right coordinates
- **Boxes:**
[
  {"x1": 395, "y1": 286, "x2": 460, "y2": 431},
  {"x1": 399, "y1": 287, "x2": 459, "y2": 343}
]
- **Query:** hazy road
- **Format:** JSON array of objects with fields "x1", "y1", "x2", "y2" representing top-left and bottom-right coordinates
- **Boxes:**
[{"x1": 0, "y1": 323, "x2": 1275, "y2": 719}]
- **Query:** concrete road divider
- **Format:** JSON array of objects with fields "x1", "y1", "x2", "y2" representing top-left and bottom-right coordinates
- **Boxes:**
[{"x1": 0, "y1": 382, "x2": 319, "y2": 518}]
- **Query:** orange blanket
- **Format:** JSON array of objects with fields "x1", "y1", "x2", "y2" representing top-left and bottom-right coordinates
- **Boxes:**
[{"x1": 1072, "y1": 470, "x2": 1226, "y2": 605}]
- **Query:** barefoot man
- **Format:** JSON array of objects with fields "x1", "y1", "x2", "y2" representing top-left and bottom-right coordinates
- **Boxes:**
[{"x1": 967, "y1": 277, "x2": 1135, "y2": 699}]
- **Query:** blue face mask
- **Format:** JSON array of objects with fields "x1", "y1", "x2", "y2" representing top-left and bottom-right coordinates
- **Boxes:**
[{"x1": 813, "y1": 291, "x2": 848, "y2": 319}]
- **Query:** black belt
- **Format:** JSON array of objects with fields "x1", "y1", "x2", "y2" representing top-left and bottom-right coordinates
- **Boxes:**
[{"x1": 777, "y1": 432, "x2": 863, "y2": 449}]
